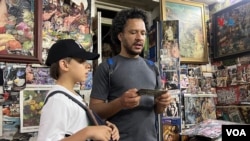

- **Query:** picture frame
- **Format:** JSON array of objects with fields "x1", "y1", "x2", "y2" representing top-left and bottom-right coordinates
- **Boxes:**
[
  {"x1": 161, "y1": 0, "x2": 208, "y2": 63},
  {"x1": 0, "y1": 0, "x2": 42, "y2": 64},
  {"x1": 20, "y1": 87, "x2": 51, "y2": 133},
  {"x1": 41, "y1": 0, "x2": 93, "y2": 63},
  {"x1": 212, "y1": 0, "x2": 250, "y2": 60}
]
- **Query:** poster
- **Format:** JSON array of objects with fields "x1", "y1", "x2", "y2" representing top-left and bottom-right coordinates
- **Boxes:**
[{"x1": 20, "y1": 88, "x2": 49, "y2": 133}]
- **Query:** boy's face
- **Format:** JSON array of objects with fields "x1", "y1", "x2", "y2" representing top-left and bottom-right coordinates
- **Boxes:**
[{"x1": 67, "y1": 58, "x2": 91, "y2": 82}]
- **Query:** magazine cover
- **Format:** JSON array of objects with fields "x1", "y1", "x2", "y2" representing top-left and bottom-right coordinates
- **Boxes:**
[
  {"x1": 184, "y1": 94, "x2": 217, "y2": 125},
  {"x1": 20, "y1": 88, "x2": 49, "y2": 133},
  {"x1": 162, "y1": 118, "x2": 181, "y2": 141}
]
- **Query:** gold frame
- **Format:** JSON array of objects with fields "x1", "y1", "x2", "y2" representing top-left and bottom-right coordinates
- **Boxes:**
[{"x1": 161, "y1": 0, "x2": 208, "y2": 64}]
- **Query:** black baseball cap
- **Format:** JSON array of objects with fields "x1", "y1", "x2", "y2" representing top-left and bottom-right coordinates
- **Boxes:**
[{"x1": 45, "y1": 39, "x2": 100, "y2": 66}]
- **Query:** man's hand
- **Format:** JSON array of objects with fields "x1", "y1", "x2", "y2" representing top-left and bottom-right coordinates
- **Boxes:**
[
  {"x1": 119, "y1": 88, "x2": 141, "y2": 109},
  {"x1": 155, "y1": 91, "x2": 172, "y2": 113}
]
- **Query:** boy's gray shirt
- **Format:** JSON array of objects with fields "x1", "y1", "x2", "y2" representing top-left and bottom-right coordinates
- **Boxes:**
[{"x1": 91, "y1": 55, "x2": 161, "y2": 141}]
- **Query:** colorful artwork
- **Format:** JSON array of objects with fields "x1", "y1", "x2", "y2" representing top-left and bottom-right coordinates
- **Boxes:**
[
  {"x1": 216, "y1": 106, "x2": 245, "y2": 123},
  {"x1": 161, "y1": 20, "x2": 180, "y2": 59},
  {"x1": 3, "y1": 65, "x2": 26, "y2": 91},
  {"x1": 162, "y1": 118, "x2": 181, "y2": 141},
  {"x1": 42, "y1": 0, "x2": 93, "y2": 63},
  {"x1": 0, "y1": 0, "x2": 42, "y2": 64},
  {"x1": 184, "y1": 95, "x2": 217, "y2": 125},
  {"x1": 161, "y1": 0, "x2": 208, "y2": 63},
  {"x1": 212, "y1": 0, "x2": 250, "y2": 59},
  {"x1": 25, "y1": 65, "x2": 55, "y2": 86},
  {"x1": 0, "y1": 1, "x2": 34, "y2": 55},
  {"x1": 20, "y1": 88, "x2": 49, "y2": 133}
]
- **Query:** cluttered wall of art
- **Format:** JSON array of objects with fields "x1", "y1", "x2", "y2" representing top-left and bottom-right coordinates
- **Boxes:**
[
  {"x1": 212, "y1": 0, "x2": 250, "y2": 60},
  {"x1": 0, "y1": 0, "x2": 42, "y2": 64},
  {"x1": 161, "y1": 0, "x2": 208, "y2": 64}
]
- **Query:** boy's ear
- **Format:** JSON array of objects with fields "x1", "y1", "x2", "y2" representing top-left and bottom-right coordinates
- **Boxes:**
[{"x1": 59, "y1": 59, "x2": 69, "y2": 71}]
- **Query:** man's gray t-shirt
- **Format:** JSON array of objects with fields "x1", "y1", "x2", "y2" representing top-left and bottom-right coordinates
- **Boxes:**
[{"x1": 91, "y1": 55, "x2": 161, "y2": 141}]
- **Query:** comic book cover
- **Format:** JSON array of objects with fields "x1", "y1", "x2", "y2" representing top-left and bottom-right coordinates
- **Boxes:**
[
  {"x1": 216, "y1": 77, "x2": 227, "y2": 87},
  {"x1": 161, "y1": 71, "x2": 179, "y2": 90},
  {"x1": 162, "y1": 118, "x2": 181, "y2": 141},
  {"x1": 216, "y1": 106, "x2": 245, "y2": 123},
  {"x1": 163, "y1": 93, "x2": 180, "y2": 118},
  {"x1": 3, "y1": 65, "x2": 26, "y2": 91},
  {"x1": 227, "y1": 65, "x2": 237, "y2": 85},
  {"x1": 25, "y1": 65, "x2": 55, "y2": 87},
  {"x1": 236, "y1": 64, "x2": 247, "y2": 83},
  {"x1": 216, "y1": 86, "x2": 240, "y2": 105},
  {"x1": 238, "y1": 84, "x2": 250, "y2": 103},
  {"x1": 148, "y1": 22, "x2": 157, "y2": 62},
  {"x1": 20, "y1": 88, "x2": 49, "y2": 133},
  {"x1": 239, "y1": 106, "x2": 250, "y2": 124},
  {"x1": 181, "y1": 119, "x2": 239, "y2": 139},
  {"x1": 1, "y1": 116, "x2": 20, "y2": 140},
  {"x1": 162, "y1": 20, "x2": 180, "y2": 59},
  {"x1": 186, "y1": 77, "x2": 199, "y2": 94},
  {"x1": 184, "y1": 94, "x2": 217, "y2": 125},
  {"x1": 180, "y1": 74, "x2": 188, "y2": 89},
  {"x1": 180, "y1": 65, "x2": 188, "y2": 75}
]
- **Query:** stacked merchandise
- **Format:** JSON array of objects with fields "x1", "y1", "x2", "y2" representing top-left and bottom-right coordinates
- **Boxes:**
[
  {"x1": 156, "y1": 20, "x2": 182, "y2": 141},
  {"x1": 215, "y1": 62, "x2": 250, "y2": 124},
  {"x1": 181, "y1": 119, "x2": 239, "y2": 141}
]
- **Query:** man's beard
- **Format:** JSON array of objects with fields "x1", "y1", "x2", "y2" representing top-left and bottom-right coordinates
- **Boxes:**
[{"x1": 123, "y1": 39, "x2": 143, "y2": 56}]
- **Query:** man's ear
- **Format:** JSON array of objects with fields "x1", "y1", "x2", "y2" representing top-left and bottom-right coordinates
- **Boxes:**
[{"x1": 118, "y1": 33, "x2": 122, "y2": 41}]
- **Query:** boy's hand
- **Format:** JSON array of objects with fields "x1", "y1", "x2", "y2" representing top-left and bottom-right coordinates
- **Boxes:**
[{"x1": 106, "y1": 121, "x2": 120, "y2": 141}]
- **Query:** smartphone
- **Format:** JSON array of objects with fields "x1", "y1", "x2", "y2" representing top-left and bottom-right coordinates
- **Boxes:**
[{"x1": 137, "y1": 89, "x2": 166, "y2": 97}]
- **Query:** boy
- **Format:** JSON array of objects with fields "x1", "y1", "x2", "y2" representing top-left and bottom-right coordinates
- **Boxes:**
[{"x1": 37, "y1": 39, "x2": 119, "y2": 141}]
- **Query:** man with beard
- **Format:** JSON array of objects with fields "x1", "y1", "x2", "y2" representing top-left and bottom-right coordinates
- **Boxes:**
[{"x1": 90, "y1": 8, "x2": 172, "y2": 141}]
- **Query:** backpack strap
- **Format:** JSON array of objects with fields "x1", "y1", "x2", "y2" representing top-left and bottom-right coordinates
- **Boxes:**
[
  {"x1": 107, "y1": 58, "x2": 114, "y2": 88},
  {"x1": 144, "y1": 59, "x2": 160, "y2": 88},
  {"x1": 43, "y1": 90, "x2": 105, "y2": 125}
]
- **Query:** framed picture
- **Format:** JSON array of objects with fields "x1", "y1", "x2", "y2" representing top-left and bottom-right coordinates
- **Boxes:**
[
  {"x1": 161, "y1": 0, "x2": 208, "y2": 63},
  {"x1": 41, "y1": 0, "x2": 93, "y2": 63},
  {"x1": 0, "y1": 0, "x2": 42, "y2": 64},
  {"x1": 212, "y1": 0, "x2": 250, "y2": 60},
  {"x1": 20, "y1": 87, "x2": 50, "y2": 133}
]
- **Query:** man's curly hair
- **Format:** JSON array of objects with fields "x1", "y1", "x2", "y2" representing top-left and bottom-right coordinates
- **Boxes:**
[{"x1": 111, "y1": 8, "x2": 149, "y2": 48}]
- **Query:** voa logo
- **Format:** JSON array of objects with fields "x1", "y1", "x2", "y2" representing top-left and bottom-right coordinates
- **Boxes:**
[{"x1": 226, "y1": 129, "x2": 246, "y2": 136}]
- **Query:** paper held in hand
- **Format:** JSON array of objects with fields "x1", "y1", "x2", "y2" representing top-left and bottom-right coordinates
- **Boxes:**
[{"x1": 137, "y1": 89, "x2": 166, "y2": 97}]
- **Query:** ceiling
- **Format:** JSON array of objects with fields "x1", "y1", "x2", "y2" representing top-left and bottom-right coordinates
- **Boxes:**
[{"x1": 96, "y1": 0, "x2": 219, "y2": 11}]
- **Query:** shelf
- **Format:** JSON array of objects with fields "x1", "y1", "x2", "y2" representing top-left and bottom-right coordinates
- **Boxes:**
[{"x1": 184, "y1": 93, "x2": 217, "y2": 97}]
